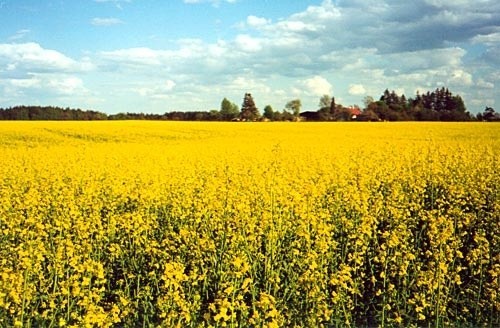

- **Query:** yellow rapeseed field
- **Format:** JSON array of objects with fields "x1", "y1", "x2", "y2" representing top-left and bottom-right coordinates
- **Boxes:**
[{"x1": 0, "y1": 121, "x2": 498, "y2": 327}]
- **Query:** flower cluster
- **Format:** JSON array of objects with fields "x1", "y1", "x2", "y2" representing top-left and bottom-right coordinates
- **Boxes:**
[{"x1": 0, "y1": 121, "x2": 498, "y2": 327}]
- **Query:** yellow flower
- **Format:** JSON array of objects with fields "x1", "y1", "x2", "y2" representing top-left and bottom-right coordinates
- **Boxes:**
[{"x1": 0, "y1": 121, "x2": 496, "y2": 327}]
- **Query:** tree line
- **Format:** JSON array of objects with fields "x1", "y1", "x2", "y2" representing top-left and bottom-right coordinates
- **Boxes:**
[
  {"x1": 367, "y1": 87, "x2": 471, "y2": 121},
  {"x1": 1, "y1": 88, "x2": 498, "y2": 121},
  {"x1": 300, "y1": 88, "x2": 484, "y2": 122},
  {"x1": 0, "y1": 105, "x2": 108, "y2": 120}
]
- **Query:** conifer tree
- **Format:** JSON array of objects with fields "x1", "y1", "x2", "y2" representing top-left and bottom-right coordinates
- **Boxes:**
[{"x1": 240, "y1": 93, "x2": 259, "y2": 121}]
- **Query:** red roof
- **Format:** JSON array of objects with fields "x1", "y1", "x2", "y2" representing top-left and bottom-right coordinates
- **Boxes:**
[{"x1": 347, "y1": 107, "x2": 362, "y2": 116}]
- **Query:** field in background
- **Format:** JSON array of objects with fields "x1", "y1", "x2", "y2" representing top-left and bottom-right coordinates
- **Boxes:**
[{"x1": 0, "y1": 121, "x2": 498, "y2": 327}]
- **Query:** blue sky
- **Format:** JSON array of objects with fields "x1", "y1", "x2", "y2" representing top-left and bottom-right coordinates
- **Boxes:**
[{"x1": 0, "y1": 0, "x2": 499, "y2": 114}]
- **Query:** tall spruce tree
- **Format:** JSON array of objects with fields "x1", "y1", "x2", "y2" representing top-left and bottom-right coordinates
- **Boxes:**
[{"x1": 240, "y1": 93, "x2": 259, "y2": 121}]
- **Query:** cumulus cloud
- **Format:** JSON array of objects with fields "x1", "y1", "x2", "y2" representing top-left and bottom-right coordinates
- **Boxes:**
[
  {"x1": 448, "y1": 69, "x2": 473, "y2": 86},
  {"x1": 291, "y1": 0, "x2": 341, "y2": 21},
  {"x1": 0, "y1": 42, "x2": 92, "y2": 74},
  {"x1": 303, "y1": 76, "x2": 332, "y2": 96},
  {"x1": 2, "y1": 74, "x2": 87, "y2": 97},
  {"x1": 96, "y1": 0, "x2": 497, "y2": 100},
  {"x1": 275, "y1": 20, "x2": 319, "y2": 33},
  {"x1": 0, "y1": 42, "x2": 93, "y2": 106},
  {"x1": 93, "y1": 0, "x2": 498, "y2": 111},
  {"x1": 246, "y1": 16, "x2": 270, "y2": 28}
]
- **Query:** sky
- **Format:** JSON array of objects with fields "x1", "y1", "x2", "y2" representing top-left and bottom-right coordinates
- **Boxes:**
[{"x1": 0, "y1": 0, "x2": 499, "y2": 114}]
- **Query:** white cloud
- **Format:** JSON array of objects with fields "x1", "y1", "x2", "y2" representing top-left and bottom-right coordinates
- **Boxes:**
[
  {"x1": 100, "y1": 39, "x2": 223, "y2": 70},
  {"x1": 380, "y1": 48, "x2": 467, "y2": 74},
  {"x1": 246, "y1": 15, "x2": 270, "y2": 28},
  {"x1": 100, "y1": 47, "x2": 164, "y2": 66},
  {"x1": 472, "y1": 32, "x2": 500, "y2": 46},
  {"x1": 0, "y1": 42, "x2": 91, "y2": 73},
  {"x1": 235, "y1": 34, "x2": 262, "y2": 53},
  {"x1": 47, "y1": 76, "x2": 86, "y2": 95},
  {"x1": 0, "y1": 43, "x2": 93, "y2": 106},
  {"x1": 348, "y1": 84, "x2": 366, "y2": 95},
  {"x1": 91, "y1": 0, "x2": 493, "y2": 111},
  {"x1": 230, "y1": 76, "x2": 271, "y2": 94},
  {"x1": 2, "y1": 74, "x2": 87, "y2": 96},
  {"x1": 9, "y1": 76, "x2": 41, "y2": 89},
  {"x1": 449, "y1": 69, "x2": 473, "y2": 86},
  {"x1": 207, "y1": 40, "x2": 227, "y2": 57},
  {"x1": 93, "y1": 0, "x2": 492, "y2": 111},
  {"x1": 136, "y1": 80, "x2": 176, "y2": 99},
  {"x1": 276, "y1": 20, "x2": 318, "y2": 33},
  {"x1": 291, "y1": 0, "x2": 341, "y2": 21},
  {"x1": 0, "y1": 43, "x2": 74, "y2": 70},
  {"x1": 303, "y1": 76, "x2": 332, "y2": 96},
  {"x1": 91, "y1": 17, "x2": 123, "y2": 26}
]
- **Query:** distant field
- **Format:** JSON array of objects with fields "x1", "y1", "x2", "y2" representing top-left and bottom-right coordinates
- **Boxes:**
[{"x1": 0, "y1": 121, "x2": 498, "y2": 327}]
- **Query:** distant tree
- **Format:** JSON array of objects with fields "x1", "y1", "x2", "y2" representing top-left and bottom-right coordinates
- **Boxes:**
[
  {"x1": 417, "y1": 88, "x2": 470, "y2": 121},
  {"x1": 327, "y1": 97, "x2": 349, "y2": 121},
  {"x1": 317, "y1": 95, "x2": 333, "y2": 121},
  {"x1": 400, "y1": 94, "x2": 407, "y2": 108},
  {"x1": 319, "y1": 95, "x2": 331, "y2": 109},
  {"x1": 330, "y1": 97, "x2": 336, "y2": 116},
  {"x1": 317, "y1": 109, "x2": 331, "y2": 121},
  {"x1": 368, "y1": 101, "x2": 391, "y2": 121},
  {"x1": 0, "y1": 105, "x2": 108, "y2": 120},
  {"x1": 358, "y1": 109, "x2": 380, "y2": 121},
  {"x1": 372, "y1": 87, "x2": 472, "y2": 121},
  {"x1": 482, "y1": 107, "x2": 500, "y2": 121},
  {"x1": 333, "y1": 106, "x2": 355, "y2": 121},
  {"x1": 240, "y1": 93, "x2": 260, "y2": 121},
  {"x1": 263, "y1": 105, "x2": 274, "y2": 120},
  {"x1": 285, "y1": 99, "x2": 302, "y2": 119},
  {"x1": 220, "y1": 98, "x2": 239, "y2": 120},
  {"x1": 208, "y1": 109, "x2": 221, "y2": 121},
  {"x1": 380, "y1": 89, "x2": 391, "y2": 103},
  {"x1": 280, "y1": 109, "x2": 295, "y2": 121},
  {"x1": 272, "y1": 110, "x2": 284, "y2": 121},
  {"x1": 363, "y1": 96, "x2": 374, "y2": 109}
]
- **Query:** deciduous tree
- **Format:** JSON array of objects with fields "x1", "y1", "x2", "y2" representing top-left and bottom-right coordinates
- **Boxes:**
[
  {"x1": 285, "y1": 99, "x2": 301, "y2": 119},
  {"x1": 220, "y1": 98, "x2": 239, "y2": 120},
  {"x1": 263, "y1": 105, "x2": 274, "y2": 120}
]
